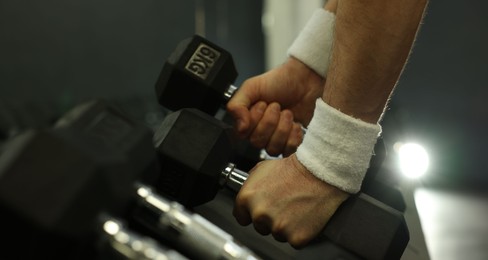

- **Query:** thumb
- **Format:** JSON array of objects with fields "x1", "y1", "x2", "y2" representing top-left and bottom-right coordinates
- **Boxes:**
[
  {"x1": 227, "y1": 78, "x2": 262, "y2": 136},
  {"x1": 226, "y1": 101, "x2": 251, "y2": 136}
]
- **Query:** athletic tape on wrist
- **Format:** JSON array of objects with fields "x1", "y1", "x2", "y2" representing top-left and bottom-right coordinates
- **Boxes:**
[
  {"x1": 296, "y1": 99, "x2": 382, "y2": 194},
  {"x1": 287, "y1": 8, "x2": 335, "y2": 77}
]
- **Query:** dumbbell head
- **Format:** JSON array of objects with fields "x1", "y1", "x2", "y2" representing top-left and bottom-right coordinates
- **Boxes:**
[
  {"x1": 155, "y1": 35, "x2": 238, "y2": 115},
  {"x1": 153, "y1": 108, "x2": 235, "y2": 207},
  {"x1": 53, "y1": 100, "x2": 160, "y2": 190},
  {"x1": 321, "y1": 193, "x2": 409, "y2": 260},
  {"x1": 0, "y1": 100, "x2": 158, "y2": 258}
]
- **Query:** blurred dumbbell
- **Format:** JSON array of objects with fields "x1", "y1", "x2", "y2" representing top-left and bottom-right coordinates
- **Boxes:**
[
  {"x1": 0, "y1": 100, "x2": 59, "y2": 154},
  {"x1": 0, "y1": 100, "x2": 164, "y2": 259},
  {"x1": 132, "y1": 185, "x2": 260, "y2": 260},
  {"x1": 0, "y1": 100, "x2": 260, "y2": 260},
  {"x1": 152, "y1": 108, "x2": 409, "y2": 260},
  {"x1": 98, "y1": 217, "x2": 189, "y2": 260},
  {"x1": 68, "y1": 101, "x2": 260, "y2": 260}
]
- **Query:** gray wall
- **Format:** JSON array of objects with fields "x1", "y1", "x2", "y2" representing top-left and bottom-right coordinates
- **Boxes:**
[{"x1": 0, "y1": 0, "x2": 264, "y2": 106}]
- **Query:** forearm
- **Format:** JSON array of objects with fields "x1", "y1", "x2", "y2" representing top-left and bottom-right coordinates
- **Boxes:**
[
  {"x1": 324, "y1": 0, "x2": 338, "y2": 12},
  {"x1": 323, "y1": 0, "x2": 428, "y2": 123}
]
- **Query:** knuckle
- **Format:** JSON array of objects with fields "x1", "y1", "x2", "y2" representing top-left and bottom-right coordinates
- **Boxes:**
[
  {"x1": 240, "y1": 78, "x2": 256, "y2": 89},
  {"x1": 288, "y1": 231, "x2": 312, "y2": 249},
  {"x1": 235, "y1": 190, "x2": 252, "y2": 206},
  {"x1": 252, "y1": 206, "x2": 269, "y2": 220},
  {"x1": 289, "y1": 237, "x2": 307, "y2": 249}
]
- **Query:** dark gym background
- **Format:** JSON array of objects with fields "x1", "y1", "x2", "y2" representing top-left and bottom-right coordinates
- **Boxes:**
[
  {"x1": 1, "y1": 0, "x2": 487, "y2": 259},
  {"x1": 0, "y1": 0, "x2": 264, "y2": 124},
  {"x1": 384, "y1": 0, "x2": 488, "y2": 191}
]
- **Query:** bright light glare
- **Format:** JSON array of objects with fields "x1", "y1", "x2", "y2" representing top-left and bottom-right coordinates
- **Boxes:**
[
  {"x1": 103, "y1": 220, "x2": 120, "y2": 235},
  {"x1": 398, "y1": 143, "x2": 429, "y2": 178}
]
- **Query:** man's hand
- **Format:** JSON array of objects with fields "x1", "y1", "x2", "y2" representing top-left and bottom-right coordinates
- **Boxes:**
[
  {"x1": 233, "y1": 154, "x2": 349, "y2": 248},
  {"x1": 226, "y1": 58, "x2": 324, "y2": 156}
]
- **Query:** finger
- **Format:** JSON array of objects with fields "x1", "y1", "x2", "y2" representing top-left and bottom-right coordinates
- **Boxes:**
[
  {"x1": 283, "y1": 123, "x2": 304, "y2": 157},
  {"x1": 271, "y1": 220, "x2": 288, "y2": 243},
  {"x1": 226, "y1": 104, "x2": 251, "y2": 135},
  {"x1": 272, "y1": 232, "x2": 287, "y2": 243},
  {"x1": 266, "y1": 110, "x2": 293, "y2": 156},
  {"x1": 233, "y1": 193, "x2": 252, "y2": 226},
  {"x1": 253, "y1": 213, "x2": 272, "y2": 236},
  {"x1": 249, "y1": 103, "x2": 281, "y2": 148},
  {"x1": 229, "y1": 78, "x2": 263, "y2": 109},
  {"x1": 247, "y1": 101, "x2": 267, "y2": 137},
  {"x1": 226, "y1": 78, "x2": 263, "y2": 134}
]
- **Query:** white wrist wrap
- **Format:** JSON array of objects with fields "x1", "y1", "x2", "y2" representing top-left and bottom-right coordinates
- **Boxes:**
[
  {"x1": 287, "y1": 9, "x2": 335, "y2": 77},
  {"x1": 296, "y1": 99, "x2": 382, "y2": 194}
]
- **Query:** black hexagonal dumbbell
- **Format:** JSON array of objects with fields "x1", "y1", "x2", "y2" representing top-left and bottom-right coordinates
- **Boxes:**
[
  {"x1": 154, "y1": 35, "x2": 262, "y2": 174},
  {"x1": 152, "y1": 108, "x2": 409, "y2": 260},
  {"x1": 155, "y1": 35, "x2": 238, "y2": 116},
  {"x1": 152, "y1": 108, "x2": 246, "y2": 207},
  {"x1": 0, "y1": 100, "x2": 261, "y2": 260}
]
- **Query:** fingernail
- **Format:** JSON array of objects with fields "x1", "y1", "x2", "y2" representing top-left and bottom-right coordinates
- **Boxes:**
[
  {"x1": 257, "y1": 102, "x2": 266, "y2": 113},
  {"x1": 271, "y1": 103, "x2": 281, "y2": 112}
]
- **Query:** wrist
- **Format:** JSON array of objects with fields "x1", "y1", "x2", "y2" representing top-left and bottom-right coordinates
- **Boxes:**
[
  {"x1": 324, "y1": 95, "x2": 387, "y2": 124},
  {"x1": 296, "y1": 99, "x2": 382, "y2": 194},
  {"x1": 284, "y1": 57, "x2": 323, "y2": 84},
  {"x1": 281, "y1": 57, "x2": 324, "y2": 126},
  {"x1": 289, "y1": 153, "x2": 350, "y2": 199}
]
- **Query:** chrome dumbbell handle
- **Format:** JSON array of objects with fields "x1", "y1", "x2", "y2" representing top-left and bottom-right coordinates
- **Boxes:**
[
  {"x1": 223, "y1": 85, "x2": 238, "y2": 101},
  {"x1": 101, "y1": 217, "x2": 188, "y2": 260},
  {"x1": 135, "y1": 185, "x2": 260, "y2": 260},
  {"x1": 220, "y1": 163, "x2": 248, "y2": 193}
]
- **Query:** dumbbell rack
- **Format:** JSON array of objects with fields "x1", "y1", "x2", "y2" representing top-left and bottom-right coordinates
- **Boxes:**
[{"x1": 0, "y1": 32, "x2": 412, "y2": 259}]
